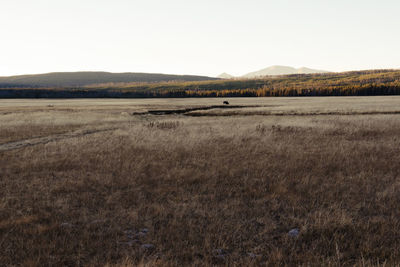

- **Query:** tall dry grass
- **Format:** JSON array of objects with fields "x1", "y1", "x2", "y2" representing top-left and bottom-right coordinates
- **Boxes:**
[{"x1": 1, "y1": 105, "x2": 400, "y2": 266}]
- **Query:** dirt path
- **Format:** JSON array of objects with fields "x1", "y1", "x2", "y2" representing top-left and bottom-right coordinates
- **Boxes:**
[{"x1": 0, "y1": 127, "x2": 117, "y2": 152}]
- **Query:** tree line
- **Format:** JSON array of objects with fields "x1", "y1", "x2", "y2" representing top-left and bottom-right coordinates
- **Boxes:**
[{"x1": 1, "y1": 70, "x2": 400, "y2": 98}]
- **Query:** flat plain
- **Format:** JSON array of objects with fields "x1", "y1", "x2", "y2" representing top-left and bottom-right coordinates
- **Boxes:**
[{"x1": 1, "y1": 96, "x2": 400, "y2": 266}]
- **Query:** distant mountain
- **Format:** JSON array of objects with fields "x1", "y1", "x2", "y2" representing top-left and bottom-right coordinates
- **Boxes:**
[
  {"x1": 222, "y1": 66, "x2": 329, "y2": 79},
  {"x1": 217, "y1": 73, "x2": 235, "y2": 79},
  {"x1": 296, "y1": 67, "x2": 328, "y2": 74},
  {"x1": 0, "y1": 71, "x2": 218, "y2": 88}
]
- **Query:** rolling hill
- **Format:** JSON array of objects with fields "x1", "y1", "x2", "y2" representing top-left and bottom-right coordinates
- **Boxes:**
[
  {"x1": 242, "y1": 65, "x2": 329, "y2": 78},
  {"x1": 218, "y1": 66, "x2": 329, "y2": 79},
  {"x1": 217, "y1": 73, "x2": 235, "y2": 79},
  {"x1": 0, "y1": 71, "x2": 218, "y2": 88}
]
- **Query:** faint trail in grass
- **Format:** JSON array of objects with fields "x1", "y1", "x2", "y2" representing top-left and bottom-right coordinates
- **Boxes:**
[
  {"x1": 185, "y1": 110, "x2": 400, "y2": 117},
  {"x1": 0, "y1": 127, "x2": 117, "y2": 152}
]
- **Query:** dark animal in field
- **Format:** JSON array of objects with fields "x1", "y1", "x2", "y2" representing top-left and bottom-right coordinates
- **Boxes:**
[{"x1": 223, "y1": 101, "x2": 229, "y2": 105}]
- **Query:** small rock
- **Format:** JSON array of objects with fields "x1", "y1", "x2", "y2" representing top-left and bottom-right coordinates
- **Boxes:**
[
  {"x1": 126, "y1": 234, "x2": 135, "y2": 239},
  {"x1": 213, "y1": 248, "x2": 226, "y2": 255},
  {"x1": 216, "y1": 254, "x2": 225, "y2": 260},
  {"x1": 118, "y1": 240, "x2": 139, "y2": 247},
  {"x1": 90, "y1": 219, "x2": 105, "y2": 224},
  {"x1": 124, "y1": 228, "x2": 149, "y2": 238},
  {"x1": 60, "y1": 223, "x2": 74, "y2": 228},
  {"x1": 137, "y1": 231, "x2": 147, "y2": 237},
  {"x1": 288, "y1": 228, "x2": 300, "y2": 237},
  {"x1": 248, "y1": 252, "x2": 257, "y2": 258},
  {"x1": 213, "y1": 248, "x2": 228, "y2": 259},
  {"x1": 141, "y1": 244, "x2": 155, "y2": 250}
]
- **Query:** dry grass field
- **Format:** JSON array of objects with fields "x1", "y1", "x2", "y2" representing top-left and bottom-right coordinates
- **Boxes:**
[{"x1": 1, "y1": 96, "x2": 400, "y2": 266}]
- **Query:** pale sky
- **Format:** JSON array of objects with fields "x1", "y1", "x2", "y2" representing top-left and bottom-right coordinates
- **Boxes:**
[{"x1": 1, "y1": 0, "x2": 399, "y2": 77}]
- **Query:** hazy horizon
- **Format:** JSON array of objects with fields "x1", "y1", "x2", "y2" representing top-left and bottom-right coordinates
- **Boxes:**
[
  {"x1": 0, "y1": 65, "x2": 330, "y2": 78},
  {"x1": 1, "y1": 0, "x2": 399, "y2": 77}
]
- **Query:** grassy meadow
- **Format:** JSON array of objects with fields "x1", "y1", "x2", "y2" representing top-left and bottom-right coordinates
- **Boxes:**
[{"x1": 1, "y1": 97, "x2": 400, "y2": 266}]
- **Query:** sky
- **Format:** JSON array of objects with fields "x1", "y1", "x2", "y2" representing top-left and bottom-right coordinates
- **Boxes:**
[{"x1": 1, "y1": 0, "x2": 399, "y2": 77}]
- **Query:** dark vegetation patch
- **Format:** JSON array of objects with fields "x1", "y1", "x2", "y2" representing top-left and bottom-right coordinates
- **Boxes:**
[{"x1": 142, "y1": 105, "x2": 262, "y2": 115}]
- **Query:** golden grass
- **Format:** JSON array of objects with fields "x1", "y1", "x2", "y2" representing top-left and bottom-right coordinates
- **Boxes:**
[{"x1": 1, "y1": 97, "x2": 400, "y2": 266}]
